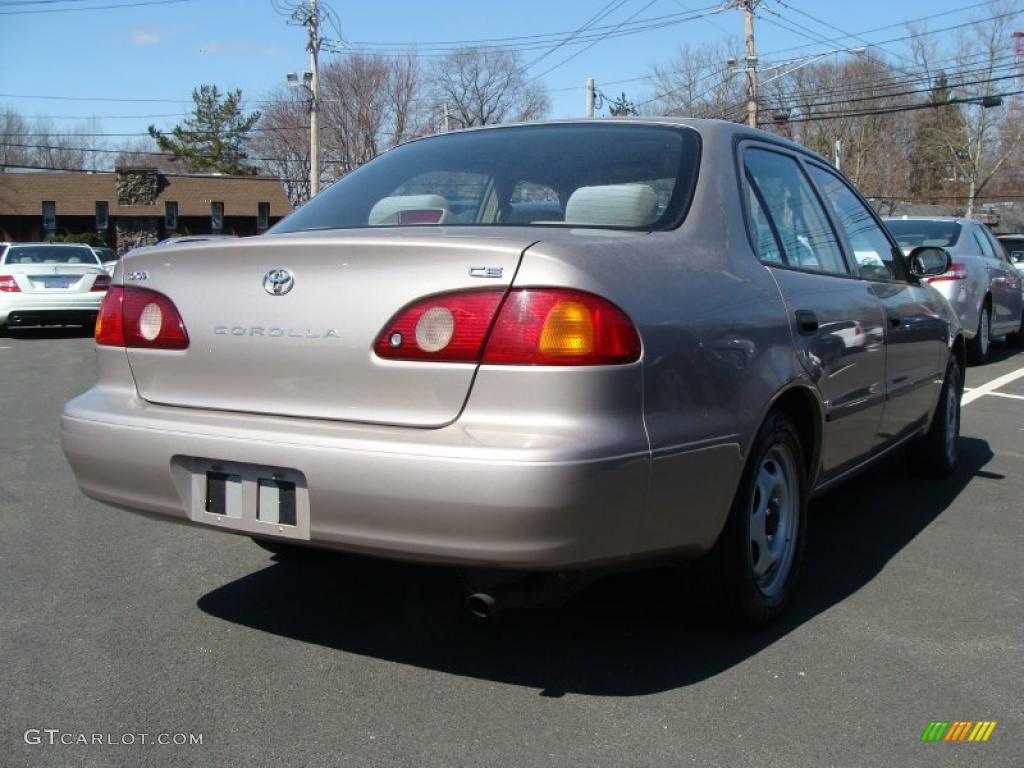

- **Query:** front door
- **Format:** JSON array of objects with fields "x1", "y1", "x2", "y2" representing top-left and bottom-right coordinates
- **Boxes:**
[
  {"x1": 804, "y1": 162, "x2": 948, "y2": 442},
  {"x1": 743, "y1": 146, "x2": 887, "y2": 473}
]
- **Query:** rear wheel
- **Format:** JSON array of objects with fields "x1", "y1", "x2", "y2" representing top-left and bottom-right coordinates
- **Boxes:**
[
  {"x1": 1008, "y1": 310, "x2": 1024, "y2": 348},
  {"x1": 705, "y1": 410, "x2": 808, "y2": 629},
  {"x1": 907, "y1": 354, "x2": 961, "y2": 478},
  {"x1": 968, "y1": 304, "x2": 991, "y2": 363}
]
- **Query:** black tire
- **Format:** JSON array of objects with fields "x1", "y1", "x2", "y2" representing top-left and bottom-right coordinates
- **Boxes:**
[
  {"x1": 967, "y1": 303, "x2": 992, "y2": 364},
  {"x1": 907, "y1": 354, "x2": 962, "y2": 478},
  {"x1": 704, "y1": 410, "x2": 808, "y2": 629},
  {"x1": 251, "y1": 537, "x2": 319, "y2": 559},
  {"x1": 1008, "y1": 311, "x2": 1024, "y2": 348}
]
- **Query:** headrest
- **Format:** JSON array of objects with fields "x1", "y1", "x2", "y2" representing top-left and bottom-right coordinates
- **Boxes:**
[
  {"x1": 368, "y1": 194, "x2": 451, "y2": 226},
  {"x1": 564, "y1": 184, "x2": 658, "y2": 228}
]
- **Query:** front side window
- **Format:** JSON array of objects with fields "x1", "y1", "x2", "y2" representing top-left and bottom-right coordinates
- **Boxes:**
[
  {"x1": 807, "y1": 164, "x2": 902, "y2": 281},
  {"x1": 272, "y1": 124, "x2": 701, "y2": 233},
  {"x1": 743, "y1": 147, "x2": 847, "y2": 275}
]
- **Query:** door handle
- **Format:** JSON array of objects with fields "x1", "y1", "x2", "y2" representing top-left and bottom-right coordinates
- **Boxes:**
[{"x1": 795, "y1": 310, "x2": 819, "y2": 335}]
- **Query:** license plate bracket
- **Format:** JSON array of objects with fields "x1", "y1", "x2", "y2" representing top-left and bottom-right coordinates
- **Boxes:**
[{"x1": 183, "y1": 458, "x2": 310, "y2": 540}]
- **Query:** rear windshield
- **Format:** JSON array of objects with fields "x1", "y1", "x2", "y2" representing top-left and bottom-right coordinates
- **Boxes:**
[
  {"x1": 884, "y1": 220, "x2": 961, "y2": 249},
  {"x1": 272, "y1": 124, "x2": 701, "y2": 233},
  {"x1": 2, "y1": 245, "x2": 101, "y2": 265}
]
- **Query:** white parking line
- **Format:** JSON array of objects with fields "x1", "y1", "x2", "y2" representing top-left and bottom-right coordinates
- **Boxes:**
[{"x1": 962, "y1": 366, "x2": 1024, "y2": 406}]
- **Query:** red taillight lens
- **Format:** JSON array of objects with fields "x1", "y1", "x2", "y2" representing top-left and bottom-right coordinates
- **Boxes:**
[
  {"x1": 375, "y1": 289, "x2": 504, "y2": 362},
  {"x1": 374, "y1": 288, "x2": 641, "y2": 366},
  {"x1": 91, "y1": 274, "x2": 111, "y2": 292},
  {"x1": 0, "y1": 274, "x2": 21, "y2": 293},
  {"x1": 484, "y1": 289, "x2": 641, "y2": 365},
  {"x1": 924, "y1": 262, "x2": 968, "y2": 283},
  {"x1": 95, "y1": 286, "x2": 188, "y2": 350}
]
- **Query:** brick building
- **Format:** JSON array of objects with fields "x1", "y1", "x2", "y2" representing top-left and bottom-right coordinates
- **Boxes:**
[{"x1": 0, "y1": 168, "x2": 293, "y2": 254}]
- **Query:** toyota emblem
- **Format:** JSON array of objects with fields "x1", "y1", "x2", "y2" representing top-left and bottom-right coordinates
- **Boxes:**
[{"x1": 263, "y1": 268, "x2": 294, "y2": 296}]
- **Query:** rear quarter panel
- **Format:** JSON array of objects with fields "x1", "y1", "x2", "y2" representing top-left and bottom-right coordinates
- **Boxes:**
[{"x1": 514, "y1": 126, "x2": 803, "y2": 559}]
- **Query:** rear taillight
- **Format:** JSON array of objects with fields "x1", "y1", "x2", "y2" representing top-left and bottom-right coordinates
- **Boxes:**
[
  {"x1": 91, "y1": 274, "x2": 111, "y2": 292},
  {"x1": 95, "y1": 286, "x2": 188, "y2": 350},
  {"x1": 375, "y1": 288, "x2": 641, "y2": 366},
  {"x1": 924, "y1": 262, "x2": 968, "y2": 283},
  {"x1": 0, "y1": 274, "x2": 21, "y2": 293}
]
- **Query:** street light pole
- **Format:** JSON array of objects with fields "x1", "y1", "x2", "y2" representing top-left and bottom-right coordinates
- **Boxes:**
[
  {"x1": 741, "y1": 0, "x2": 759, "y2": 129},
  {"x1": 307, "y1": 0, "x2": 321, "y2": 198},
  {"x1": 586, "y1": 78, "x2": 596, "y2": 118}
]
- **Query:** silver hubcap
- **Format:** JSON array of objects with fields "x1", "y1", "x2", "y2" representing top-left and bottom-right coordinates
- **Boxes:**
[
  {"x1": 749, "y1": 444, "x2": 799, "y2": 598},
  {"x1": 979, "y1": 308, "x2": 990, "y2": 354},
  {"x1": 945, "y1": 375, "x2": 959, "y2": 465}
]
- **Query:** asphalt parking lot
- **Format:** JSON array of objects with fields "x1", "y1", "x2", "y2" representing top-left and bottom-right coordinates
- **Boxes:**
[{"x1": 1, "y1": 330, "x2": 1022, "y2": 768}]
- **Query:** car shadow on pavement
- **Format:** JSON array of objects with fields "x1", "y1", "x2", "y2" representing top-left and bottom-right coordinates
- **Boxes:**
[{"x1": 198, "y1": 436, "x2": 993, "y2": 696}]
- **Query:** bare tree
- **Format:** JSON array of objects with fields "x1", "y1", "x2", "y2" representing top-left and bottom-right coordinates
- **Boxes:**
[
  {"x1": 430, "y1": 47, "x2": 549, "y2": 127},
  {"x1": 644, "y1": 40, "x2": 745, "y2": 118},
  {"x1": 908, "y1": 0, "x2": 1024, "y2": 215},
  {"x1": 251, "y1": 87, "x2": 311, "y2": 205},
  {"x1": 0, "y1": 108, "x2": 31, "y2": 170}
]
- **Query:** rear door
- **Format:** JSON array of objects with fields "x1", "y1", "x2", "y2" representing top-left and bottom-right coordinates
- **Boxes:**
[
  {"x1": 805, "y1": 163, "x2": 948, "y2": 443},
  {"x1": 976, "y1": 224, "x2": 1023, "y2": 334},
  {"x1": 742, "y1": 145, "x2": 886, "y2": 474}
]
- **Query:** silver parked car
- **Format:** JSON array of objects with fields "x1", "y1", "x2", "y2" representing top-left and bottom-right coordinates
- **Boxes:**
[
  {"x1": 61, "y1": 120, "x2": 964, "y2": 627},
  {"x1": 0, "y1": 242, "x2": 110, "y2": 332},
  {"x1": 885, "y1": 217, "x2": 1024, "y2": 361}
]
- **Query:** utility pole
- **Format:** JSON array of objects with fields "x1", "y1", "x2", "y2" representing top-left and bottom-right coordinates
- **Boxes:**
[
  {"x1": 443, "y1": 102, "x2": 452, "y2": 133},
  {"x1": 834, "y1": 139, "x2": 842, "y2": 171},
  {"x1": 307, "y1": 0, "x2": 321, "y2": 197},
  {"x1": 586, "y1": 78, "x2": 596, "y2": 118},
  {"x1": 739, "y1": 0, "x2": 759, "y2": 128}
]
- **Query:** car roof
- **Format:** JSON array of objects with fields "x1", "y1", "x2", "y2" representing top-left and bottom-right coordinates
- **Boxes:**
[{"x1": 404, "y1": 117, "x2": 832, "y2": 167}]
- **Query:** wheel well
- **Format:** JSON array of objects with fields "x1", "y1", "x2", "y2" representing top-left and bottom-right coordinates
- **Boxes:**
[{"x1": 771, "y1": 387, "x2": 821, "y2": 479}]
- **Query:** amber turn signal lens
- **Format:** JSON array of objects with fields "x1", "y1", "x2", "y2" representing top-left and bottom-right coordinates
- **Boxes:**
[{"x1": 539, "y1": 300, "x2": 594, "y2": 356}]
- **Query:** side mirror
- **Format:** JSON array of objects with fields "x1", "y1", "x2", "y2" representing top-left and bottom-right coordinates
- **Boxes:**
[
  {"x1": 908, "y1": 246, "x2": 952, "y2": 278},
  {"x1": 1008, "y1": 251, "x2": 1024, "y2": 265}
]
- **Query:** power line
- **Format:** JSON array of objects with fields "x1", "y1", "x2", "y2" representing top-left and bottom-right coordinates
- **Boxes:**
[{"x1": 0, "y1": 0, "x2": 198, "y2": 14}]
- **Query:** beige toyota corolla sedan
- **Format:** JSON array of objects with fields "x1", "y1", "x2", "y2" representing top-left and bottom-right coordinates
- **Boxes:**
[{"x1": 61, "y1": 119, "x2": 963, "y2": 627}]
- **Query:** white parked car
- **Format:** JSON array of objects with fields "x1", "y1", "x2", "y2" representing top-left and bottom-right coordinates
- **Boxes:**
[
  {"x1": 885, "y1": 217, "x2": 1024, "y2": 360},
  {"x1": 0, "y1": 243, "x2": 110, "y2": 332}
]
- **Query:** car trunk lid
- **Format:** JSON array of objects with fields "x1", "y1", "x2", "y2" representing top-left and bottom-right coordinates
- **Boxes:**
[{"x1": 121, "y1": 231, "x2": 532, "y2": 426}]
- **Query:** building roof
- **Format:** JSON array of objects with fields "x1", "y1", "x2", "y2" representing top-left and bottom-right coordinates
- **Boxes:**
[{"x1": 0, "y1": 171, "x2": 292, "y2": 218}]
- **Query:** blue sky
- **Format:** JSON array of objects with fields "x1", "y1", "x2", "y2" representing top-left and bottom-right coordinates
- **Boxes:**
[{"x1": 0, "y1": 0, "x2": 1010, "y2": 142}]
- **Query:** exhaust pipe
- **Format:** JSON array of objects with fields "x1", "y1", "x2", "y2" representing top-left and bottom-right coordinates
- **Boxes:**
[
  {"x1": 465, "y1": 592, "x2": 499, "y2": 619},
  {"x1": 462, "y1": 571, "x2": 591, "y2": 618}
]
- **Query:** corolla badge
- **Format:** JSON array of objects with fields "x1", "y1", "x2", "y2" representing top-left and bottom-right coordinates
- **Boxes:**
[{"x1": 263, "y1": 268, "x2": 294, "y2": 296}]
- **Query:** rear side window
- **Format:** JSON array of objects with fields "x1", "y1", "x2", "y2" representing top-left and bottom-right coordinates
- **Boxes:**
[
  {"x1": 272, "y1": 124, "x2": 701, "y2": 233},
  {"x1": 884, "y1": 219, "x2": 961, "y2": 249},
  {"x1": 743, "y1": 148, "x2": 848, "y2": 275},
  {"x1": 2, "y1": 245, "x2": 100, "y2": 265},
  {"x1": 972, "y1": 225, "x2": 997, "y2": 258},
  {"x1": 806, "y1": 164, "x2": 903, "y2": 281}
]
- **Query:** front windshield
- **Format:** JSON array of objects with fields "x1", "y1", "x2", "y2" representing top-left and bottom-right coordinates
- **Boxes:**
[
  {"x1": 271, "y1": 123, "x2": 701, "y2": 234},
  {"x1": 2, "y1": 245, "x2": 102, "y2": 265},
  {"x1": 884, "y1": 219, "x2": 961, "y2": 249}
]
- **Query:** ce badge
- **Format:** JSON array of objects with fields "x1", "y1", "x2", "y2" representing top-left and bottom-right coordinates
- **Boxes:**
[{"x1": 263, "y1": 268, "x2": 295, "y2": 296}]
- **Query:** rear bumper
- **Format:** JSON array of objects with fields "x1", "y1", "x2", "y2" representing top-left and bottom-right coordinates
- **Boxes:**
[
  {"x1": 0, "y1": 292, "x2": 103, "y2": 326},
  {"x1": 60, "y1": 389, "x2": 655, "y2": 569},
  {"x1": 60, "y1": 385, "x2": 737, "y2": 570}
]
